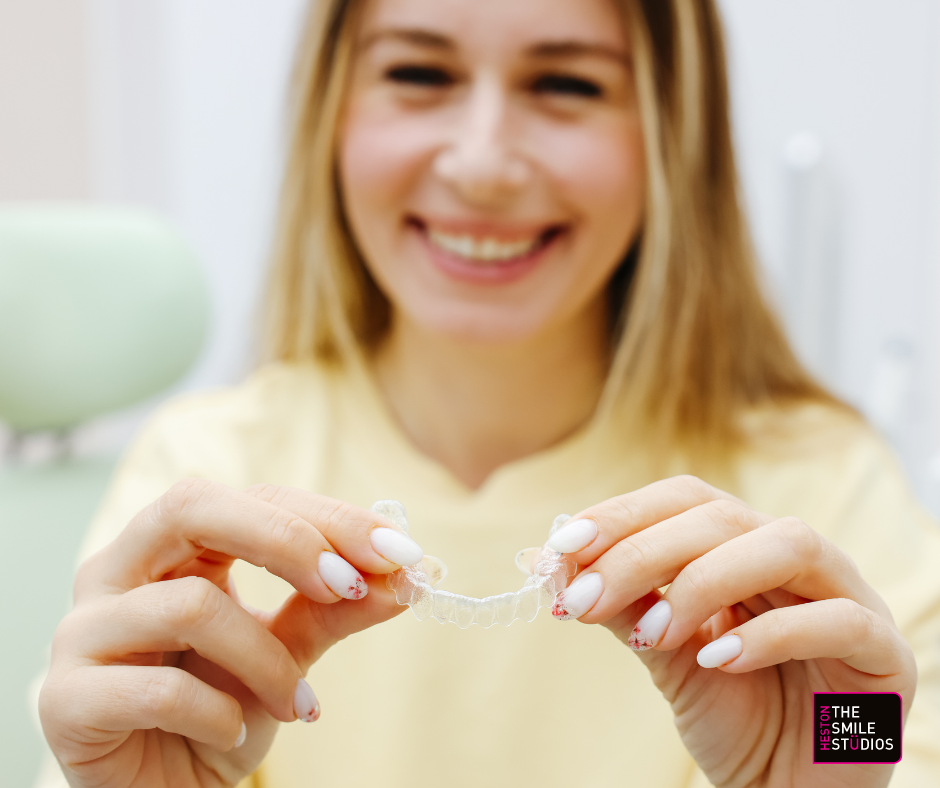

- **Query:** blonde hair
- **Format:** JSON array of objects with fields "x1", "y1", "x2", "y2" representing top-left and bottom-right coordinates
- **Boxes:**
[{"x1": 264, "y1": 0, "x2": 843, "y2": 459}]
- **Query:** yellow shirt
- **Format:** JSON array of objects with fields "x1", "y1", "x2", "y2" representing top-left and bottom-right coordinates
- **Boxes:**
[{"x1": 42, "y1": 360, "x2": 940, "y2": 787}]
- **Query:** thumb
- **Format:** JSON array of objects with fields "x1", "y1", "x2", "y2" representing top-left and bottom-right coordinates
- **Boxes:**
[{"x1": 267, "y1": 574, "x2": 405, "y2": 671}]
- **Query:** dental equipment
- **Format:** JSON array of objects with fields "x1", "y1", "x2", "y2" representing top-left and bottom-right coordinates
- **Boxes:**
[{"x1": 372, "y1": 500, "x2": 576, "y2": 628}]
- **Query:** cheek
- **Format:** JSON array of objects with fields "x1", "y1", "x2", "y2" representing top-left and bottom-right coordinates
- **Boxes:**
[
  {"x1": 340, "y1": 117, "x2": 404, "y2": 236},
  {"x1": 539, "y1": 121, "x2": 646, "y2": 255},
  {"x1": 340, "y1": 103, "x2": 437, "y2": 231}
]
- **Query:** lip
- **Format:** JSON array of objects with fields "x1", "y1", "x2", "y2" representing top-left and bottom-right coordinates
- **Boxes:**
[{"x1": 408, "y1": 216, "x2": 566, "y2": 285}]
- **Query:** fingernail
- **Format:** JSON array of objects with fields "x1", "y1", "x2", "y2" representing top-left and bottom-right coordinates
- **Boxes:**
[
  {"x1": 628, "y1": 599, "x2": 672, "y2": 651},
  {"x1": 370, "y1": 527, "x2": 424, "y2": 566},
  {"x1": 545, "y1": 518, "x2": 598, "y2": 553},
  {"x1": 294, "y1": 678, "x2": 320, "y2": 722},
  {"x1": 552, "y1": 573, "x2": 604, "y2": 620},
  {"x1": 696, "y1": 635, "x2": 743, "y2": 668},
  {"x1": 317, "y1": 551, "x2": 368, "y2": 600},
  {"x1": 234, "y1": 721, "x2": 247, "y2": 748}
]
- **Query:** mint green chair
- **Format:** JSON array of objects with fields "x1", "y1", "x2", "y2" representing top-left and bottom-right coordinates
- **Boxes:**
[
  {"x1": 0, "y1": 205, "x2": 209, "y2": 787},
  {"x1": 0, "y1": 205, "x2": 208, "y2": 430}
]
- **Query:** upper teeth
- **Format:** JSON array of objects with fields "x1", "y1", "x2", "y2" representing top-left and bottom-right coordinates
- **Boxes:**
[{"x1": 427, "y1": 230, "x2": 540, "y2": 262}]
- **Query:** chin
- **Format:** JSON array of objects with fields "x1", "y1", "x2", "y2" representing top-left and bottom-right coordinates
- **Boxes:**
[{"x1": 411, "y1": 301, "x2": 550, "y2": 345}]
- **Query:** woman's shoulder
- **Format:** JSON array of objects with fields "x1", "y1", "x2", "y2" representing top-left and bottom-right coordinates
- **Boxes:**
[
  {"x1": 120, "y1": 360, "x2": 344, "y2": 488},
  {"x1": 737, "y1": 405, "x2": 940, "y2": 666},
  {"x1": 734, "y1": 400, "x2": 922, "y2": 535},
  {"x1": 151, "y1": 360, "x2": 334, "y2": 430}
]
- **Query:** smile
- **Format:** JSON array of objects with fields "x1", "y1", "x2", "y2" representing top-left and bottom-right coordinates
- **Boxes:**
[
  {"x1": 426, "y1": 229, "x2": 545, "y2": 263},
  {"x1": 408, "y1": 216, "x2": 566, "y2": 284}
]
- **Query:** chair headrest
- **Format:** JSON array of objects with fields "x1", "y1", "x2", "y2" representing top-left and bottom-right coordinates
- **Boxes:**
[{"x1": 0, "y1": 205, "x2": 209, "y2": 431}]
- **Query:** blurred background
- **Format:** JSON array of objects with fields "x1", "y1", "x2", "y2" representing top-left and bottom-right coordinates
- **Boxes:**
[{"x1": 1, "y1": 1, "x2": 939, "y2": 784}]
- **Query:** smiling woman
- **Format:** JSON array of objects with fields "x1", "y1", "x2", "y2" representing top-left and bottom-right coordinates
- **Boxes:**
[
  {"x1": 266, "y1": 0, "x2": 834, "y2": 480},
  {"x1": 36, "y1": 1, "x2": 940, "y2": 788}
]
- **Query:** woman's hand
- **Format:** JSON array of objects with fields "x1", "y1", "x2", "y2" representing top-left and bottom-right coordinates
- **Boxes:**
[
  {"x1": 40, "y1": 479, "x2": 420, "y2": 788},
  {"x1": 546, "y1": 476, "x2": 916, "y2": 788}
]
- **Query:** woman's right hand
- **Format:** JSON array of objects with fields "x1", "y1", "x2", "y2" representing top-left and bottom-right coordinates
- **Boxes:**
[{"x1": 39, "y1": 479, "x2": 421, "y2": 788}]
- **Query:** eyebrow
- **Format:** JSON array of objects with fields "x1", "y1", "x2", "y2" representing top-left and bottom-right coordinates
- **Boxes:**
[
  {"x1": 361, "y1": 27, "x2": 629, "y2": 64},
  {"x1": 360, "y1": 28, "x2": 452, "y2": 51},
  {"x1": 528, "y1": 40, "x2": 629, "y2": 64}
]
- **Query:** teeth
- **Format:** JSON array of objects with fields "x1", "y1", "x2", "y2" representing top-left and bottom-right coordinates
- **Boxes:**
[{"x1": 427, "y1": 229, "x2": 541, "y2": 262}]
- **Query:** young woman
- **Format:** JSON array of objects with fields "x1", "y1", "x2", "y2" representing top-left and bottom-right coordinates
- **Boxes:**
[{"x1": 38, "y1": 0, "x2": 940, "y2": 786}]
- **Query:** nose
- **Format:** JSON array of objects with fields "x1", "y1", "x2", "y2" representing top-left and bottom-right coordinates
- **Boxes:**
[{"x1": 433, "y1": 76, "x2": 531, "y2": 205}]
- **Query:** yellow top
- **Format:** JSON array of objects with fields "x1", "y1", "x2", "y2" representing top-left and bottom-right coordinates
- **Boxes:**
[{"x1": 43, "y1": 360, "x2": 940, "y2": 787}]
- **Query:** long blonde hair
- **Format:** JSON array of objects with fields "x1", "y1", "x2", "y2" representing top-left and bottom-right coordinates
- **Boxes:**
[{"x1": 263, "y1": 0, "x2": 843, "y2": 459}]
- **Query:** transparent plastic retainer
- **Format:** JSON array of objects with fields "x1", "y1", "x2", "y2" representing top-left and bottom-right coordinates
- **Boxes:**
[{"x1": 371, "y1": 500, "x2": 577, "y2": 629}]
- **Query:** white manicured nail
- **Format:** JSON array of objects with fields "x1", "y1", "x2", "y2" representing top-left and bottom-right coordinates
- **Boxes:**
[
  {"x1": 628, "y1": 599, "x2": 672, "y2": 651},
  {"x1": 294, "y1": 678, "x2": 320, "y2": 722},
  {"x1": 696, "y1": 635, "x2": 743, "y2": 668},
  {"x1": 318, "y1": 551, "x2": 368, "y2": 600},
  {"x1": 552, "y1": 573, "x2": 604, "y2": 620},
  {"x1": 234, "y1": 722, "x2": 247, "y2": 748},
  {"x1": 370, "y1": 527, "x2": 424, "y2": 566},
  {"x1": 545, "y1": 518, "x2": 598, "y2": 553}
]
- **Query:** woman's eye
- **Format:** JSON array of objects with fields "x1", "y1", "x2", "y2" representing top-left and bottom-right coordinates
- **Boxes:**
[
  {"x1": 532, "y1": 74, "x2": 603, "y2": 98},
  {"x1": 386, "y1": 65, "x2": 453, "y2": 88}
]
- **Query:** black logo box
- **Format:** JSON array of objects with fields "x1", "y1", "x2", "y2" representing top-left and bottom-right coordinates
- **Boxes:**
[{"x1": 814, "y1": 692, "x2": 902, "y2": 764}]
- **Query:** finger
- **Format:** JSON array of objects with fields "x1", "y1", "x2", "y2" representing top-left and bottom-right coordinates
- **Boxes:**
[
  {"x1": 642, "y1": 518, "x2": 888, "y2": 651},
  {"x1": 545, "y1": 475, "x2": 748, "y2": 564},
  {"x1": 696, "y1": 598, "x2": 916, "y2": 680},
  {"x1": 560, "y1": 499, "x2": 770, "y2": 623},
  {"x1": 77, "y1": 479, "x2": 379, "y2": 602},
  {"x1": 267, "y1": 574, "x2": 406, "y2": 671},
  {"x1": 41, "y1": 665, "x2": 244, "y2": 752},
  {"x1": 62, "y1": 577, "x2": 301, "y2": 723},
  {"x1": 246, "y1": 485, "x2": 423, "y2": 572},
  {"x1": 603, "y1": 594, "x2": 753, "y2": 683},
  {"x1": 159, "y1": 548, "x2": 238, "y2": 586},
  {"x1": 600, "y1": 590, "x2": 665, "y2": 646}
]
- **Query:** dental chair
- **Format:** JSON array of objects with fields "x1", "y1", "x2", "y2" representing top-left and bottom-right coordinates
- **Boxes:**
[{"x1": 0, "y1": 205, "x2": 208, "y2": 786}]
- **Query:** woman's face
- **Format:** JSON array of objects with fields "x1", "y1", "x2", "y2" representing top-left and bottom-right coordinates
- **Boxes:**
[{"x1": 340, "y1": 0, "x2": 645, "y2": 343}]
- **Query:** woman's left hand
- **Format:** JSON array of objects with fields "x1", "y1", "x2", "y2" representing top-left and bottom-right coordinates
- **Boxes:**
[{"x1": 547, "y1": 476, "x2": 916, "y2": 788}]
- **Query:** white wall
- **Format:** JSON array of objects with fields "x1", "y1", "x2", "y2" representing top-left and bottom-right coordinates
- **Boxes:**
[
  {"x1": 86, "y1": 0, "x2": 309, "y2": 388},
  {"x1": 0, "y1": 0, "x2": 92, "y2": 200},
  {"x1": 718, "y1": 0, "x2": 940, "y2": 510}
]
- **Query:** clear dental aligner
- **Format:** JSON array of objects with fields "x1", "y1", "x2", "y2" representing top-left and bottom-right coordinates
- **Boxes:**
[{"x1": 371, "y1": 500, "x2": 577, "y2": 628}]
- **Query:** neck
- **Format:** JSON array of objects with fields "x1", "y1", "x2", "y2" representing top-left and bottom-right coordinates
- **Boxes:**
[{"x1": 372, "y1": 304, "x2": 610, "y2": 490}]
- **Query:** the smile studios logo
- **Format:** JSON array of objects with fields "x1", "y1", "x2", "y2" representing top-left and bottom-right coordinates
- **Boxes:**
[{"x1": 813, "y1": 693, "x2": 902, "y2": 764}]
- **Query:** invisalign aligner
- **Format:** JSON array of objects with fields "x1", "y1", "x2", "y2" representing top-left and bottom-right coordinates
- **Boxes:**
[{"x1": 371, "y1": 500, "x2": 577, "y2": 628}]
